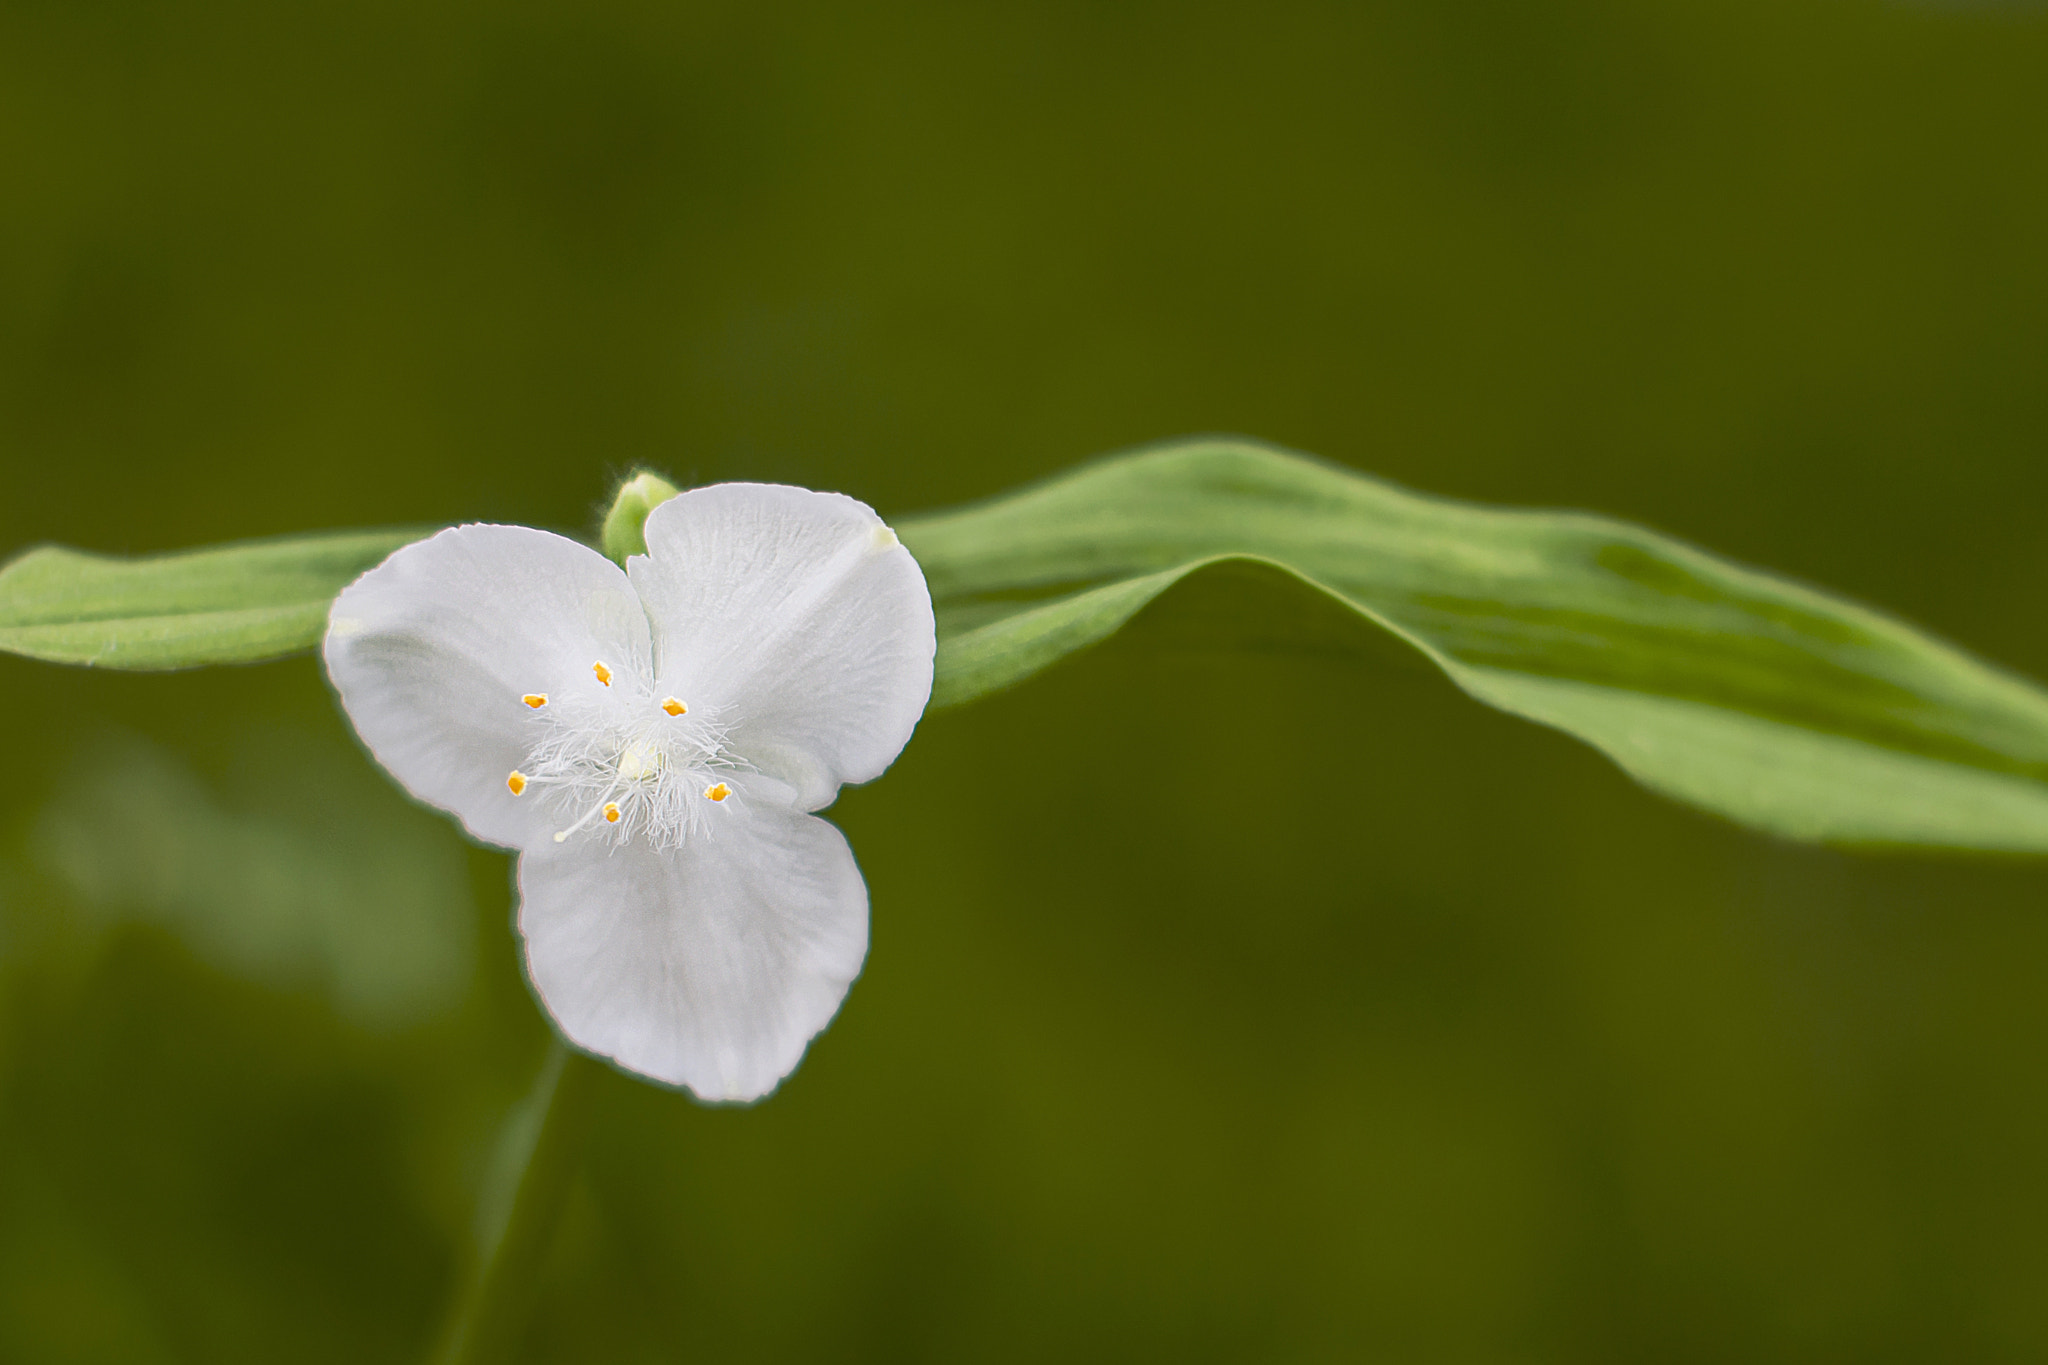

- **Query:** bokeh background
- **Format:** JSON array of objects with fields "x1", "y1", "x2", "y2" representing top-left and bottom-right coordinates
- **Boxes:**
[{"x1": 5, "y1": 0, "x2": 2048, "y2": 1360}]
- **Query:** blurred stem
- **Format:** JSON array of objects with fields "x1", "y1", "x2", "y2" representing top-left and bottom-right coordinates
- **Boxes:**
[{"x1": 432, "y1": 1038, "x2": 600, "y2": 1365}]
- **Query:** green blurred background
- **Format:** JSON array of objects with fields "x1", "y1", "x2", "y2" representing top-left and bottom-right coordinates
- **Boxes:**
[{"x1": 4, "y1": 0, "x2": 2048, "y2": 1359}]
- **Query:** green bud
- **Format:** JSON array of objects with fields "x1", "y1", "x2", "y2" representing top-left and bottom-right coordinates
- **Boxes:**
[{"x1": 599, "y1": 470, "x2": 682, "y2": 565}]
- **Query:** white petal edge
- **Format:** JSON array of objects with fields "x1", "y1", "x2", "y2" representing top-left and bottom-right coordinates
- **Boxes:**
[
  {"x1": 323, "y1": 525, "x2": 652, "y2": 851},
  {"x1": 629, "y1": 483, "x2": 936, "y2": 811},
  {"x1": 517, "y1": 802, "x2": 869, "y2": 1100}
]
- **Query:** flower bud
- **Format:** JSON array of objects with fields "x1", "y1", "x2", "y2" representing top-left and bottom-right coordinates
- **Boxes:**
[{"x1": 598, "y1": 470, "x2": 682, "y2": 564}]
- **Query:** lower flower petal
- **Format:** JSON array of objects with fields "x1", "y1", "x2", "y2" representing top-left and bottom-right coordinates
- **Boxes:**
[{"x1": 516, "y1": 805, "x2": 869, "y2": 1101}]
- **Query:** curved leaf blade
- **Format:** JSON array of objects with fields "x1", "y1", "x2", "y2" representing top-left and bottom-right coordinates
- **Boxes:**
[
  {"x1": 0, "y1": 530, "x2": 427, "y2": 669},
  {"x1": 9, "y1": 441, "x2": 2046, "y2": 850},
  {"x1": 897, "y1": 439, "x2": 2048, "y2": 851}
]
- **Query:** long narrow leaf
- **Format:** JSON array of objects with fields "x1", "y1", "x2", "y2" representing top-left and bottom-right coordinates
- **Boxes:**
[
  {"x1": 895, "y1": 440, "x2": 2048, "y2": 851},
  {"x1": 7, "y1": 441, "x2": 2045, "y2": 850},
  {"x1": 0, "y1": 530, "x2": 426, "y2": 669}
]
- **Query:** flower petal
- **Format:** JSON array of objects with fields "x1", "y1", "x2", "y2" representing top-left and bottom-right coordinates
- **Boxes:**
[
  {"x1": 629, "y1": 483, "x2": 936, "y2": 811},
  {"x1": 517, "y1": 803, "x2": 869, "y2": 1100},
  {"x1": 323, "y1": 525, "x2": 651, "y2": 850}
]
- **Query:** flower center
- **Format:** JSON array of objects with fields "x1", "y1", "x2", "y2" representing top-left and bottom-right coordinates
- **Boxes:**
[{"x1": 503, "y1": 659, "x2": 740, "y2": 850}]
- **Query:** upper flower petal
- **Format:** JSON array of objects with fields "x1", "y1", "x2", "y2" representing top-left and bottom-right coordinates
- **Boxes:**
[
  {"x1": 628, "y1": 483, "x2": 936, "y2": 811},
  {"x1": 517, "y1": 798, "x2": 869, "y2": 1099},
  {"x1": 324, "y1": 525, "x2": 652, "y2": 851}
]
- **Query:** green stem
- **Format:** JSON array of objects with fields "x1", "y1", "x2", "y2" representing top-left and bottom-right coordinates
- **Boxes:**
[{"x1": 432, "y1": 1039, "x2": 600, "y2": 1365}]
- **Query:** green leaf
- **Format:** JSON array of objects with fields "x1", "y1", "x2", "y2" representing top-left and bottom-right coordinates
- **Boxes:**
[
  {"x1": 895, "y1": 439, "x2": 2048, "y2": 851},
  {"x1": 8, "y1": 441, "x2": 2046, "y2": 851},
  {"x1": 35, "y1": 731, "x2": 473, "y2": 1028},
  {"x1": 0, "y1": 529, "x2": 426, "y2": 669}
]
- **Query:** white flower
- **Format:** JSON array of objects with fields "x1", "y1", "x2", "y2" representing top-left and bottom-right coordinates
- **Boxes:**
[{"x1": 322, "y1": 483, "x2": 935, "y2": 1101}]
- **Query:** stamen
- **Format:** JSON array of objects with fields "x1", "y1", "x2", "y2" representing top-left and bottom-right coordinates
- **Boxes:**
[
  {"x1": 592, "y1": 661, "x2": 613, "y2": 686},
  {"x1": 661, "y1": 697, "x2": 688, "y2": 717},
  {"x1": 704, "y1": 782, "x2": 731, "y2": 802},
  {"x1": 523, "y1": 693, "x2": 548, "y2": 709},
  {"x1": 554, "y1": 794, "x2": 620, "y2": 842},
  {"x1": 506, "y1": 771, "x2": 528, "y2": 796}
]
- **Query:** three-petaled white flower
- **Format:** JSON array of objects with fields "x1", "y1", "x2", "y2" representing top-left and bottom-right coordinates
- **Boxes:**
[{"x1": 323, "y1": 483, "x2": 935, "y2": 1101}]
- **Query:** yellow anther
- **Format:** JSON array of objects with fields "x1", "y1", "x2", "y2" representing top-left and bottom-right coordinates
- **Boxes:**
[
  {"x1": 871, "y1": 525, "x2": 899, "y2": 550},
  {"x1": 704, "y1": 782, "x2": 731, "y2": 802},
  {"x1": 603, "y1": 802, "x2": 622, "y2": 823},
  {"x1": 522, "y1": 693, "x2": 548, "y2": 709},
  {"x1": 506, "y1": 771, "x2": 528, "y2": 796},
  {"x1": 661, "y1": 697, "x2": 688, "y2": 717},
  {"x1": 592, "y1": 661, "x2": 613, "y2": 686}
]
